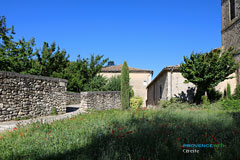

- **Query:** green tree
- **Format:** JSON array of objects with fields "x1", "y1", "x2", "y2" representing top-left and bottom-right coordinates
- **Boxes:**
[
  {"x1": 121, "y1": 61, "x2": 130, "y2": 110},
  {"x1": 0, "y1": 16, "x2": 37, "y2": 73},
  {"x1": 179, "y1": 48, "x2": 238, "y2": 104},
  {"x1": 64, "y1": 54, "x2": 108, "y2": 92},
  {"x1": 83, "y1": 75, "x2": 107, "y2": 91},
  {"x1": 32, "y1": 42, "x2": 70, "y2": 77}
]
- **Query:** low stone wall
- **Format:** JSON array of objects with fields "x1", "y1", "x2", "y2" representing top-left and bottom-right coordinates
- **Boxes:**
[
  {"x1": 66, "y1": 92, "x2": 81, "y2": 105},
  {"x1": 0, "y1": 71, "x2": 67, "y2": 121},
  {"x1": 66, "y1": 91, "x2": 121, "y2": 110},
  {"x1": 80, "y1": 91, "x2": 121, "y2": 110}
]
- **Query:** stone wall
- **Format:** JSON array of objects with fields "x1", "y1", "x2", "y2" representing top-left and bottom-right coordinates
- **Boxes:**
[
  {"x1": 66, "y1": 92, "x2": 81, "y2": 105},
  {"x1": 80, "y1": 91, "x2": 121, "y2": 110},
  {"x1": 66, "y1": 91, "x2": 121, "y2": 110},
  {"x1": 0, "y1": 71, "x2": 67, "y2": 121},
  {"x1": 221, "y1": 0, "x2": 240, "y2": 83}
]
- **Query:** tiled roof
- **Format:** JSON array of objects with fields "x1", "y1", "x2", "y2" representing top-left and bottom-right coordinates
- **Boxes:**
[
  {"x1": 147, "y1": 65, "x2": 180, "y2": 88},
  {"x1": 101, "y1": 64, "x2": 153, "y2": 73}
]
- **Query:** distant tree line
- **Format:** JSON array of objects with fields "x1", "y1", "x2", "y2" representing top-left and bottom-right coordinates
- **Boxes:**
[{"x1": 0, "y1": 16, "x2": 118, "y2": 92}]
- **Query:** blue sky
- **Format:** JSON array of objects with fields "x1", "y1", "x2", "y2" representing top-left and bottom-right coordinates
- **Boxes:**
[{"x1": 0, "y1": 0, "x2": 222, "y2": 78}]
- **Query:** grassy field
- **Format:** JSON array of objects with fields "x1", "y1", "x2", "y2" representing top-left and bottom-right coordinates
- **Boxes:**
[{"x1": 0, "y1": 106, "x2": 240, "y2": 160}]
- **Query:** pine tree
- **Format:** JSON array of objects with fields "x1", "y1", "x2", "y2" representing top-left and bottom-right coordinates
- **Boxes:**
[{"x1": 121, "y1": 61, "x2": 130, "y2": 110}]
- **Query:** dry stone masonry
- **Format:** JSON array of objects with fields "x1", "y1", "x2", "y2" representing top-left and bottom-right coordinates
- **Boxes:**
[
  {"x1": 66, "y1": 91, "x2": 121, "y2": 110},
  {"x1": 0, "y1": 71, "x2": 67, "y2": 121}
]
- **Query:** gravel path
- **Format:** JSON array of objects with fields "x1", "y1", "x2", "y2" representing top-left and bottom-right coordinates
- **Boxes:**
[{"x1": 0, "y1": 105, "x2": 87, "y2": 133}]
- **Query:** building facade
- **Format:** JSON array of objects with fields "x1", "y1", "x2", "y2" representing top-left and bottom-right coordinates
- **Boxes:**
[
  {"x1": 147, "y1": 66, "x2": 237, "y2": 106},
  {"x1": 221, "y1": 0, "x2": 240, "y2": 82},
  {"x1": 100, "y1": 64, "x2": 153, "y2": 106}
]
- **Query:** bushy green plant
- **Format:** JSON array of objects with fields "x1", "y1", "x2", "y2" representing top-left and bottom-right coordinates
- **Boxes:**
[
  {"x1": 121, "y1": 61, "x2": 130, "y2": 110},
  {"x1": 221, "y1": 99, "x2": 240, "y2": 111},
  {"x1": 50, "y1": 107, "x2": 58, "y2": 115},
  {"x1": 130, "y1": 96, "x2": 143, "y2": 110},
  {"x1": 158, "y1": 99, "x2": 171, "y2": 108},
  {"x1": 233, "y1": 84, "x2": 240, "y2": 99},
  {"x1": 227, "y1": 83, "x2": 232, "y2": 99},
  {"x1": 104, "y1": 76, "x2": 121, "y2": 91},
  {"x1": 201, "y1": 95, "x2": 210, "y2": 105},
  {"x1": 207, "y1": 88, "x2": 222, "y2": 102}
]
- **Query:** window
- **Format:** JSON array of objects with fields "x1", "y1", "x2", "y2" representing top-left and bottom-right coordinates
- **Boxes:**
[
  {"x1": 230, "y1": 0, "x2": 236, "y2": 20},
  {"x1": 160, "y1": 85, "x2": 162, "y2": 99}
]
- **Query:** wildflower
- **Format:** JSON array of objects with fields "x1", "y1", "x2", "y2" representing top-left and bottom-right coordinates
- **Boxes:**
[
  {"x1": 152, "y1": 122, "x2": 156, "y2": 126},
  {"x1": 20, "y1": 133, "x2": 24, "y2": 136},
  {"x1": 70, "y1": 117, "x2": 74, "y2": 120},
  {"x1": 70, "y1": 127, "x2": 72, "y2": 130},
  {"x1": 180, "y1": 145, "x2": 183, "y2": 148},
  {"x1": 177, "y1": 138, "x2": 180, "y2": 141},
  {"x1": 80, "y1": 118, "x2": 83, "y2": 120},
  {"x1": 0, "y1": 137, "x2": 3, "y2": 139},
  {"x1": 48, "y1": 131, "x2": 52, "y2": 134},
  {"x1": 112, "y1": 130, "x2": 115, "y2": 134},
  {"x1": 127, "y1": 131, "x2": 133, "y2": 134},
  {"x1": 234, "y1": 129, "x2": 237, "y2": 134},
  {"x1": 13, "y1": 127, "x2": 17, "y2": 130}
]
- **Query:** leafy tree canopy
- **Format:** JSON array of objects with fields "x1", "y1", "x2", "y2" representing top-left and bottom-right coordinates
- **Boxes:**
[{"x1": 179, "y1": 48, "x2": 238, "y2": 103}]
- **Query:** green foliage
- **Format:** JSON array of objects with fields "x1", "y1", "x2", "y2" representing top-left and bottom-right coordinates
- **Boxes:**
[
  {"x1": 83, "y1": 75, "x2": 107, "y2": 91},
  {"x1": 0, "y1": 108, "x2": 240, "y2": 159},
  {"x1": 179, "y1": 48, "x2": 238, "y2": 104},
  {"x1": 158, "y1": 99, "x2": 171, "y2": 108},
  {"x1": 221, "y1": 99, "x2": 240, "y2": 111},
  {"x1": 130, "y1": 96, "x2": 143, "y2": 110},
  {"x1": 104, "y1": 76, "x2": 121, "y2": 91},
  {"x1": 129, "y1": 86, "x2": 134, "y2": 98},
  {"x1": 201, "y1": 95, "x2": 210, "y2": 105},
  {"x1": 233, "y1": 84, "x2": 240, "y2": 99},
  {"x1": 207, "y1": 88, "x2": 222, "y2": 102},
  {"x1": 121, "y1": 61, "x2": 130, "y2": 110},
  {"x1": 61, "y1": 55, "x2": 108, "y2": 92},
  {"x1": 50, "y1": 107, "x2": 58, "y2": 115},
  {"x1": 227, "y1": 83, "x2": 232, "y2": 99},
  {"x1": 0, "y1": 16, "x2": 38, "y2": 73}
]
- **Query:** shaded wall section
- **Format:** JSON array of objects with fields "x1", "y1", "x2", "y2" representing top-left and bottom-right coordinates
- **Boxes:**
[{"x1": 0, "y1": 71, "x2": 67, "y2": 121}]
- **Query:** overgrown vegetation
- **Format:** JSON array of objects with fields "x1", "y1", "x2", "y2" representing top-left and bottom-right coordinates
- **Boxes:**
[
  {"x1": 0, "y1": 108, "x2": 240, "y2": 160},
  {"x1": 130, "y1": 96, "x2": 143, "y2": 110}
]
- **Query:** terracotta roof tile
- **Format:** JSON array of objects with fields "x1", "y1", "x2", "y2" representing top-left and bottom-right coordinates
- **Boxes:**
[{"x1": 101, "y1": 64, "x2": 153, "y2": 73}]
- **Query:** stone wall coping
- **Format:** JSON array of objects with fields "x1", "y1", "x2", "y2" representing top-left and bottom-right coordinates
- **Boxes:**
[
  {"x1": 80, "y1": 91, "x2": 121, "y2": 94},
  {"x1": 0, "y1": 71, "x2": 68, "y2": 83}
]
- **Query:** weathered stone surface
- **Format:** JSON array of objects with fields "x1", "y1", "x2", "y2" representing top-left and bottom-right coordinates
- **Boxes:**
[
  {"x1": 66, "y1": 91, "x2": 121, "y2": 110},
  {"x1": 0, "y1": 71, "x2": 67, "y2": 121}
]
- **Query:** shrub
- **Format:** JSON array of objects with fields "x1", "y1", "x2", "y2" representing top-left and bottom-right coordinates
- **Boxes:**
[
  {"x1": 158, "y1": 99, "x2": 171, "y2": 108},
  {"x1": 227, "y1": 83, "x2": 232, "y2": 99},
  {"x1": 233, "y1": 84, "x2": 240, "y2": 99},
  {"x1": 201, "y1": 95, "x2": 210, "y2": 105},
  {"x1": 207, "y1": 88, "x2": 222, "y2": 102},
  {"x1": 221, "y1": 99, "x2": 240, "y2": 111},
  {"x1": 104, "y1": 76, "x2": 121, "y2": 91},
  {"x1": 130, "y1": 96, "x2": 143, "y2": 110},
  {"x1": 121, "y1": 61, "x2": 130, "y2": 110},
  {"x1": 51, "y1": 107, "x2": 58, "y2": 115}
]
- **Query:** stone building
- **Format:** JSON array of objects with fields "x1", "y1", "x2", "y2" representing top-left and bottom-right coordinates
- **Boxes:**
[
  {"x1": 100, "y1": 64, "x2": 153, "y2": 106},
  {"x1": 221, "y1": 0, "x2": 240, "y2": 82},
  {"x1": 147, "y1": 65, "x2": 237, "y2": 106}
]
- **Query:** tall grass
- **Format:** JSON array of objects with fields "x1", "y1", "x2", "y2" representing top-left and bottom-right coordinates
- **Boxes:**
[{"x1": 0, "y1": 108, "x2": 239, "y2": 160}]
